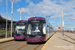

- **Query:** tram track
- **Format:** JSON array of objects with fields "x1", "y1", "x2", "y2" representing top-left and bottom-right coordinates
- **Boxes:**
[
  {"x1": 0, "y1": 33, "x2": 53, "y2": 50},
  {"x1": 33, "y1": 44, "x2": 42, "y2": 50},
  {"x1": 16, "y1": 44, "x2": 29, "y2": 50},
  {"x1": 0, "y1": 40, "x2": 44, "y2": 50},
  {"x1": 16, "y1": 43, "x2": 43, "y2": 50},
  {"x1": 0, "y1": 41, "x2": 15, "y2": 46},
  {"x1": 0, "y1": 41, "x2": 25, "y2": 50}
]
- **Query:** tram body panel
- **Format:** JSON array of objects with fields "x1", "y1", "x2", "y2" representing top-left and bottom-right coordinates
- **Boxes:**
[
  {"x1": 14, "y1": 35, "x2": 26, "y2": 40},
  {"x1": 26, "y1": 36, "x2": 46, "y2": 43}
]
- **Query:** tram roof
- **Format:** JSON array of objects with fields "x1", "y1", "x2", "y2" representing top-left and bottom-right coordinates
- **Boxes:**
[
  {"x1": 28, "y1": 17, "x2": 45, "y2": 21},
  {"x1": 0, "y1": 15, "x2": 16, "y2": 23},
  {"x1": 16, "y1": 20, "x2": 27, "y2": 23}
]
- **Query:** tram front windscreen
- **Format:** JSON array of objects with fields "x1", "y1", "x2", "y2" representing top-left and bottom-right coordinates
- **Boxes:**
[
  {"x1": 27, "y1": 20, "x2": 44, "y2": 37},
  {"x1": 15, "y1": 22, "x2": 26, "y2": 35}
]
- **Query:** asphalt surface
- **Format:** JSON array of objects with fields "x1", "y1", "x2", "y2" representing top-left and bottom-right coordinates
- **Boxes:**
[{"x1": 0, "y1": 40, "x2": 45, "y2": 50}]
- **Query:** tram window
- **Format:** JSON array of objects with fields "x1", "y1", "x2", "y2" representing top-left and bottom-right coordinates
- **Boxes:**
[
  {"x1": 43, "y1": 24, "x2": 46, "y2": 34},
  {"x1": 16, "y1": 26, "x2": 25, "y2": 34},
  {"x1": 31, "y1": 23, "x2": 40, "y2": 31},
  {"x1": 27, "y1": 24, "x2": 31, "y2": 34},
  {"x1": 16, "y1": 26, "x2": 25, "y2": 30},
  {"x1": 31, "y1": 23, "x2": 41, "y2": 33}
]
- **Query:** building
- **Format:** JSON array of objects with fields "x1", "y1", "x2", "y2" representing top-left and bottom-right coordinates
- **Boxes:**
[{"x1": 0, "y1": 15, "x2": 16, "y2": 30}]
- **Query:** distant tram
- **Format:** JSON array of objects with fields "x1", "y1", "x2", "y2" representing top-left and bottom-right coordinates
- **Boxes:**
[
  {"x1": 25, "y1": 17, "x2": 47, "y2": 43},
  {"x1": 14, "y1": 20, "x2": 27, "y2": 40}
]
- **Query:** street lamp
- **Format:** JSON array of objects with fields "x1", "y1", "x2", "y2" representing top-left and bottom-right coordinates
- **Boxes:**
[
  {"x1": 62, "y1": 8, "x2": 64, "y2": 35},
  {"x1": 20, "y1": 8, "x2": 22, "y2": 20},
  {"x1": 6, "y1": 0, "x2": 8, "y2": 38},
  {"x1": 11, "y1": 0, "x2": 13, "y2": 37}
]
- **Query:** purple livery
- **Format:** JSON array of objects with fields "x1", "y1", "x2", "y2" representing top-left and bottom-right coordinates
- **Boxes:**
[
  {"x1": 26, "y1": 17, "x2": 46, "y2": 43},
  {"x1": 14, "y1": 20, "x2": 27, "y2": 40}
]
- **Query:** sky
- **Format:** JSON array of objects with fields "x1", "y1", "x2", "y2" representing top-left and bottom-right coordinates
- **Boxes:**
[{"x1": 0, "y1": 0, "x2": 75, "y2": 30}]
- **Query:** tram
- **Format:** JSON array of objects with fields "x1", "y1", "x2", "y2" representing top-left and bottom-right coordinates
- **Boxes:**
[
  {"x1": 14, "y1": 20, "x2": 27, "y2": 40},
  {"x1": 25, "y1": 17, "x2": 46, "y2": 43}
]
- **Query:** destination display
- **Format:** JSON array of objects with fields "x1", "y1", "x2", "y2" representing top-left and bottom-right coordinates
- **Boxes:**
[
  {"x1": 31, "y1": 21, "x2": 40, "y2": 23},
  {"x1": 18, "y1": 23, "x2": 25, "y2": 25}
]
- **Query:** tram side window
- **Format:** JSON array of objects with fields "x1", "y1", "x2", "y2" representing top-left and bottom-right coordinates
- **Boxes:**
[
  {"x1": 27, "y1": 24, "x2": 31, "y2": 34},
  {"x1": 43, "y1": 24, "x2": 46, "y2": 34}
]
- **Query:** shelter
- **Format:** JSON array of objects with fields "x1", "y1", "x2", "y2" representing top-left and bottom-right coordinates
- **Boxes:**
[{"x1": 0, "y1": 15, "x2": 16, "y2": 30}]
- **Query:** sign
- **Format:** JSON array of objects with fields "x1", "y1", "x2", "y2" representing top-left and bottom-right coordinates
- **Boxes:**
[
  {"x1": 62, "y1": 26, "x2": 64, "y2": 29},
  {"x1": 58, "y1": 27, "x2": 61, "y2": 29},
  {"x1": 58, "y1": 27, "x2": 61, "y2": 30}
]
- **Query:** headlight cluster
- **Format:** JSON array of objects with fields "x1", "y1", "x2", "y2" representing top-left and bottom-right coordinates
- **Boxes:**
[
  {"x1": 37, "y1": 36, "x2": 41, "y2": 37},
  {"x1": 27, "y1": 36, "x2": 29, "y2": 37}
]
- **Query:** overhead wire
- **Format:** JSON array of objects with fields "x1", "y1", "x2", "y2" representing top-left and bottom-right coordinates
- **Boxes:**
[
  {"x1": 14, "y1": 0, "x2": 35, "y2": 16},
  {"x1": 37, "y1": 0, "x2": 53, "y2": 28},
  {"x1": 37, "y1": 0, "x2": 48, "y2": 14}
]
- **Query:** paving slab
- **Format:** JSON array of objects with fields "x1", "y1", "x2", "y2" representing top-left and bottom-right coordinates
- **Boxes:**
[{"x1": 64, "y1": 32, "x2": 75, "y2": 40}]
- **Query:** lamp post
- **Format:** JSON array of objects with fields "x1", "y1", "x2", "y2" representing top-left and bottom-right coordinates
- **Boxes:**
[
  {"x1": 6, "y1": 0, "x2": 8, "y2": 38},
  {"x1": 62, "y1": 8, "x2": 64, "y2": 35},
  {"x1": 20, "y1": 8, "x2": 22, "y2": 20},
  {"x1": 11, "y1": 0, "x2": 13, "y2": 37}
]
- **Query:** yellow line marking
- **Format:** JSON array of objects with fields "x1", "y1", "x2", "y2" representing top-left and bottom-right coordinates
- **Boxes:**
[
  {"x1": 41, "y1": 33, "x2": 55, "y2": 50},
  {"x1": 16, "y1": 44, "x2": 29, "y2": 50},
  {"x1": 0, "y1": 41, "x2": 24, "y2": 50}
]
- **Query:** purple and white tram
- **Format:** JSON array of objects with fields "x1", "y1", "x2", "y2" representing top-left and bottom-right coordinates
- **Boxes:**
[
  {"x1": 26, "y1": 17, "x2": 46, "y2": 43},
  {"x1": 14, "y1": 20, "x2": 27, "y2": 40}
]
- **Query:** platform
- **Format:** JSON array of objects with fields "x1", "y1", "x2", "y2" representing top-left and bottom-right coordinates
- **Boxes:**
[
  {"x1": 0, "y1": 37, "x2": 14, "y2": 43},
  {"x1": 64, "y1": 32, "x2": 75, "y2": 40},
  {"x1": 42, "y1": 32, "x2": 75, "y2": 50}
]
